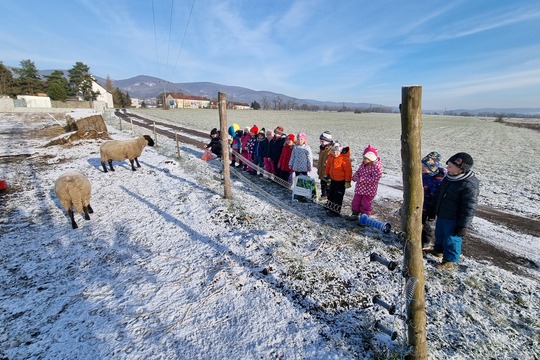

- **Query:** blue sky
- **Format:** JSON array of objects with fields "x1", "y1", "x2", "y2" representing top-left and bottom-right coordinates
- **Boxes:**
[{"x1": 1, "y1": 0, "x2": 539, "y2": 110}]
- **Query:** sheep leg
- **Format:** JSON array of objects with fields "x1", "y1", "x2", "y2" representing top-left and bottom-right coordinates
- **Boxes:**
[
  {"x1": 87, "y1": 204, "x2": 94, "y2": 214},
  {"x1": 108, "y1": 160, "x2": 115, "y2": 172},
  {"x1": 129, "y1": 159, "x2": 137, "y2": 171},
  {"x1": 101, "y1": 162, "x2": 108, "y2": 173},
  {"x1": 83, "y1": 206, "x2": 91, "y2": 220},
  {"x1": 68, "y1": 209, "x2": 78, "y2": 229},
  {"x1": 134, "y1": 157, "x2": 141, "y2": 168}
]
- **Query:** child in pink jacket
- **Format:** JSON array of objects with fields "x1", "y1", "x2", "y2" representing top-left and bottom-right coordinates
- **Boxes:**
[{"x1": 351, "y1": 145, "x2": 383, "y2": 218}]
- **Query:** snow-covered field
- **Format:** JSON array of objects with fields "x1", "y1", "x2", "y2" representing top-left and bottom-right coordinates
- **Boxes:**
[{"x1": 0, "y1": 109, "x2": 539, "y2": 359}]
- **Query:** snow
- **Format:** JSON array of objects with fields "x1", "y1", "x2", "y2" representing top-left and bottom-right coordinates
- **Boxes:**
[{"x1": 1, "y1": 110, "x2": 539, "y2": 359}]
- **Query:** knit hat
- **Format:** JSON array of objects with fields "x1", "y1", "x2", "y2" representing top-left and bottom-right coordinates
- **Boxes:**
[
  {"x1": 244, "y1": 126, "x2": 250, "y2": 133},
  {"x1": 210, "y1": 128, "x2": 218, "y2": 136},
  {"x1": 364, "y1": 152, "x2": 377, "y2": 162},
  {"x1": 363, "y1": 144, "x2": 378, "y2": 157},
  {"x1": 297, "y1": 132, "x2": 307, "y2": 140},
  {"x1": 258, "y1": 127, "x2": 265, "y2": 137},
  {"x1": 331, "y1": 141, "x2": 343, "y2": 152},
  {"x1": 250, "y1": 125, "x2": 259, "y2": 134},
  {"x1": 319, "y1": 131, "x2": 332, "y2": 142},
  {"x1": 422, "y1": 151, "x2": 442, "y2": 175},
  {"x1": 447, "y1": 152, "x2": 474, "y2": 173},
  {"x1": 274, "y1": 126, "x2": 284, "y2": 135},
  {"x1": 266, "y1": 129, "x2": 274, "y2": 136},
  {"x1": 287, "y1": 133, "x2": 295, "y2": 142}
]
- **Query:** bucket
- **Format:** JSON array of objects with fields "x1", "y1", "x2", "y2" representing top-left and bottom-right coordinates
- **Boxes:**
[{"x1": 0, "y1": 179, "x2": 6, "y2": 191}]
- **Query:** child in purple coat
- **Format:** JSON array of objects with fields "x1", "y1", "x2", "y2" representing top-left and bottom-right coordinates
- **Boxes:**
[{"x1": 421, "y1": 151, "x2": 446, "y2": 250}]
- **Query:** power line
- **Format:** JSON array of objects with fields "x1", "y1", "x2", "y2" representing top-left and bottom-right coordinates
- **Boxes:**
[
  {"x1": 173, "y1": 0, "x2": 196, "y2": 75},
  {"x1": 151, "y1": 0, "x2": 161, "y2": 77},
  {"x1": 165, "y1": 0, "x2": 175, "y2": 77}
]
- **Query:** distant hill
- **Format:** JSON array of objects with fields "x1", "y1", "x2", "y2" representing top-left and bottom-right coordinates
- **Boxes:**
[
  {"x1": 93, "y1": 75, "x2": 386, "y2": 110},
  {"x1": 11, "y1": 68, "x2": 538, "y2": 115}
]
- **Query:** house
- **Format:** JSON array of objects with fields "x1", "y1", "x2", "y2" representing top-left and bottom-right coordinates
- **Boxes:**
[
  {"x1": 131, "y1": 98, "x2": 141, "y2": 108},
  {"x1": 166, "y1": 93, "x2": 211, "y2": 109},
  {"x1": 232, "y1": 102, "x2": 251, "y2": 110},
  {"x1": 92, "y1": 81, "x2": 114, "y2": 109}
]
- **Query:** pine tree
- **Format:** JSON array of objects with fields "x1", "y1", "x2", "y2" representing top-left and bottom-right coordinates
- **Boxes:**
[
  {"x1": 13, "y1": 59, "x2": 44, "y2": 95},
  {"x1": 68, "y1": 62, "x2": 99, "y2": 101},
  {"x1": 46, "y1": 70, "x2": 69, "y2": 101},
  {"x1": 0, "y1": 63, "x2": 15, "y2": 96}
]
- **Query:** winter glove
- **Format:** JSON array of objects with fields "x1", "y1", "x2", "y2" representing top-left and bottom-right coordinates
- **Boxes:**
[
  {"x1": 453, "y1": 226, "x2": 467, "y2": 237},
  {"x1": 323, "y1": 174, "x2": 330, "y2": 181},
  {"x1": 345, "y1": 181, "x2": 351, "y2": 189}
]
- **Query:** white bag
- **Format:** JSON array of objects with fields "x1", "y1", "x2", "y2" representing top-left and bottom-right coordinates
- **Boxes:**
[{"x1": 292, "y1": 175, "x2": 318, "y2": 203}]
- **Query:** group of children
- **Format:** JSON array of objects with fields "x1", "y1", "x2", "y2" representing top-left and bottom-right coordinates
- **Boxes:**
[{"x1": 205, "y1": 127, "x2": 480, "y2": 271}]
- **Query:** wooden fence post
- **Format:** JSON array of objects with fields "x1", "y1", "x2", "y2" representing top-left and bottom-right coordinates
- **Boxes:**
[
  {"x1": 153, "y1": 122, "x2": 157, "y2": 146},
  {"x1": 175, "y1": 133, "x2": 181, "y2": 159},
  {"x1": 218, "y1": 92, "x2": 232, "y2": 199},
  {"x1": 400, "y1": 85, "x2": 427, "y2": 359}
]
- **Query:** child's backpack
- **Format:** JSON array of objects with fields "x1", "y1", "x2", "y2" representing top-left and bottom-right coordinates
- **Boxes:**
[{"x1": 292, "y1": 175, "x2": 318, "y2": 203}]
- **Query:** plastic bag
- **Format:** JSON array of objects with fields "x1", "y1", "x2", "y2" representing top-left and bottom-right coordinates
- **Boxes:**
[{"x1": 201, "y1": 148, "x2": 213, "y2": 161}]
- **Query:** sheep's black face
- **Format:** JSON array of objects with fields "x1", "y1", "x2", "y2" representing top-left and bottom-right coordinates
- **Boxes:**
[{"x1": 144, "y1": 135, "x2": 155, "y2": 147}]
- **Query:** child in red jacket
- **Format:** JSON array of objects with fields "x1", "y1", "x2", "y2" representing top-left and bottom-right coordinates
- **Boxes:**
[{"x1": 278, "y1": 134, "x2": 295, "y2": 184}]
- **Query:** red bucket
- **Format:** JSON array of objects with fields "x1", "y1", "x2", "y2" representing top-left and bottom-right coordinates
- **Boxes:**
[{"x1": 0, "y1": 179, "x2": 7, "y2": 191}]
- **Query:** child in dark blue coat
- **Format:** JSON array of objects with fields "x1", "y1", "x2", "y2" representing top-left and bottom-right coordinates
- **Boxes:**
[{"x1": 429, "y1": 152, "x2": 479, "y2": 270}]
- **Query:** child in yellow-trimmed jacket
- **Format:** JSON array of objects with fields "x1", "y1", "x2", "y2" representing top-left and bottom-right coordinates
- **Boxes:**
[{"x1": 324, "y1": 141, "x2": 352, "y2": 216}]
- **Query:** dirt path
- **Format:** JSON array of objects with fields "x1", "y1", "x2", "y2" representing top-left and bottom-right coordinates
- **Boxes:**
[{"x1": 117, "y1": 111, "x2": 539, "y2": 276}]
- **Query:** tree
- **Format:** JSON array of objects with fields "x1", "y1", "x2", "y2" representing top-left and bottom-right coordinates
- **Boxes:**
[
  {"x1": 68, "y1": 61, "x2": 99, "y2": 101},
  {"x1": 45, "y1": 70, "x2": 69, "y2": 101},
  {"x1": 113, "y1": 87, "x2": 131, "y2": 108},
  {"x1": 250, "y1": 101, "x2": 260, "y2": 110},
  {"x1": 13, "y1": 59, "x2": 44, "y2": 95},
  {"x1": 48, "y1": 82, "x2": 68, "y2": 101},
  {"x1": 0, "y1": 63, "x2": 15, "y2": 96},
  {"x1": 104, "y1": 75, "x2": 114, "y2": 93}
]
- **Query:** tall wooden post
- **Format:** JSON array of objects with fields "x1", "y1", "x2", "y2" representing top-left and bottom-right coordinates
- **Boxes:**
[
  {"x1": 400, "y1": 85, "x2": 427, "y2": 359},
  {"x1": 153, "y1": 122, "x2": 157, "y2": 146},
  {"x1": 218, "y1": 92, "x2": 232, "y2": 199}
]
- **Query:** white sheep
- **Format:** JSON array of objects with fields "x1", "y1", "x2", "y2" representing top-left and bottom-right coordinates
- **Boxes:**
[
  {"x1": 100, "y1": 135, "x2": 155, "y2": 172},
  {"x1": 54, "y1": 171, "x2": 94, "y2": 229}
]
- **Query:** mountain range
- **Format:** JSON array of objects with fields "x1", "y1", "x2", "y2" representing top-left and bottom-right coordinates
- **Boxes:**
[
  {"x1": 23, "y1": 69, "x2": 540, "y2": 115},
  {"x1": 94, "y1": 75, "x2": 389, "y2": 110}
]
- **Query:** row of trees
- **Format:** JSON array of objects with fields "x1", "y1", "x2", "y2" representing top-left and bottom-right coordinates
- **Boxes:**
[
  {"x1": 0, "y1": 59, "x2": 131, "y2": 108},
  {"x1": 0, "y1": 60, "x2": 99, "y2": 101}
]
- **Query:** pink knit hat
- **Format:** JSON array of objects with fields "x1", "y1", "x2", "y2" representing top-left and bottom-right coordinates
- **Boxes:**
[
  {"x1": 363, "y1": 144, "x2": 378, "y2": 156},
  {"x1": 297, "y1": 132, "x2": 307, "y2": 140}
]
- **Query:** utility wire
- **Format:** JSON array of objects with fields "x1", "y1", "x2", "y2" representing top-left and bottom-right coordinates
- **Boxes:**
[
  {"x1": 151, "y1": 0, "x2": 161, "y2": 77},
  {"x1": 173, "y1": 0, "x2": 196, "y2": 74},
  {"x1": 165, "y1": 0, "x2": 175, "y2": 77}
]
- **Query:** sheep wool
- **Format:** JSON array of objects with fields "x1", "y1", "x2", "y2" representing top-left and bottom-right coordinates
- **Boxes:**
[
  {"x1": 54, "y1": 171, "x2": 93, "y2": 229},
  {"x1": 100, "y1": 134, "x2": 155, "y2": 172}
]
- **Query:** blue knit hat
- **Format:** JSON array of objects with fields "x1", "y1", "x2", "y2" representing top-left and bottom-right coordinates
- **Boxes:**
[{"x1": 422, "y1": 151, "x2": 442, "y2": 175}]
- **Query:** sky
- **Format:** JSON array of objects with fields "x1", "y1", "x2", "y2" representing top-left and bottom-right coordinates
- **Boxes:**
[{"x1": 1, "y1": 0, "x2": 540, "y2": 110}]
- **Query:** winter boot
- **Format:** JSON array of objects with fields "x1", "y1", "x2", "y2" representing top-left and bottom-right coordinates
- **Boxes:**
[
  {"x1": 348, "y1": 212, "x2": 359, "y2": 221},
  {"x1": 435, "y1": 260, "x2": 456, "y2": 270}
]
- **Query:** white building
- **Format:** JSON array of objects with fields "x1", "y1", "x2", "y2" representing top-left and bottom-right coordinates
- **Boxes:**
[{"x1": 92, "y1": 81, "x2": 114, "y2": 109}]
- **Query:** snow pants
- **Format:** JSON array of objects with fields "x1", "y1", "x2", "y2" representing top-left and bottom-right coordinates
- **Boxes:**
[
  {"x1": 351, "y1": 194, "x2": 375, "y2": 215},
  {"x1": 434, "y1": 218, "x2": 462, "y2": 263}
]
